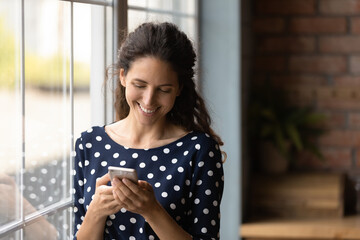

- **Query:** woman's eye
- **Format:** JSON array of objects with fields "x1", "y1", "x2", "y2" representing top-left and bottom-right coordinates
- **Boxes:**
[
  {"x1": 135, "y1": 85, "x2": 145, "y2": 89},
  {"x1": 159, "y1": 88, "x2": 171, "y2": 93}
]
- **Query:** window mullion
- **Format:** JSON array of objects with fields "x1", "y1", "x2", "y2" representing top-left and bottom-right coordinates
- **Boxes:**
[
  {"x1": 69, "y1": 2, "x2": 75, "y2": 238},
  {"x1": 20, "y1": 1, "x2": 25, "y2": 238},
  {"x1": 60, "y1": 0, "x2": 113, "y2": 7}
]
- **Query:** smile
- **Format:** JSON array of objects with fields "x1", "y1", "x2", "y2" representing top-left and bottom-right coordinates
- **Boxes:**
[{"x1": 138, "y1": 103, "x2": 157, "y2": 114}]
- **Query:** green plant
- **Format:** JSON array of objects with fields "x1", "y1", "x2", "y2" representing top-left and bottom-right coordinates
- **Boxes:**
[{"x1": 249, "y1": 82, "x2": 326, "y2": 163}]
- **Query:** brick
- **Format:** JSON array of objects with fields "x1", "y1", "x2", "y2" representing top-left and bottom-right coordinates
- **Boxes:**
[
  {"x1": 258, "y1": 37, "x2": 315, "y2": 53},
  {"x1": 319, "y1": 130, "x2": 360, "y2": 147},
  {"x1": 287, "y1": 93, "x2": 315, "y2": 108},
  {"x1": 289, "y1": 56, "x2": 347, "y2": 73},
  {"x1": 349, "y1": 113, "x2": 360, "y2": 128},
  {"x1": 351, "y1": 17, "x2": 360, "y2": 34},
  {"x1": 350, "y1": 56, "x2": 360, "y2": 73},
  {"x1": 321, "y1": 148, "x2": 353, "y2": 168},
  {"x1": 315, "y1": 87, "x2": 360, "y2": 100},
  {"x1": 318, "y1": 99, "x2": 360, "y2": 110},
  {"x1": 256, "y1": 0, "x2": 316, "y2": 15},
  {"x1": 296, "y1": 147, "x2": 352, "y2": 169},
  {"x1": 254, "y1": 56, "x2": 286, "y2": 72},
  {"x1": 270, "y1": 74, "x2": 327, "y2": 86},
  {"x1": 253, "y1": 17, "x2": 285, "y2": 33},
  {"x1": 334, "y1": 76, "x2": 360, "y2": 86},
  {"x1": 289, "y1": 17, "x2": 347, "y2": 33},
  {"x1": 320, "y1": 0, "x2": 360, "y2": 14},
  {"x1": 320, "y1": 36, "x2": 360, "y2": 53},
  {"x1": 322, "y1": 111, "x2": 347, "y2": 128}
]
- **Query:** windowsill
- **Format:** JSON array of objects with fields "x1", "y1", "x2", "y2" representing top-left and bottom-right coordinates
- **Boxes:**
[{"x1": 240, "y1": 215, "x2": 360, "y2": 239}]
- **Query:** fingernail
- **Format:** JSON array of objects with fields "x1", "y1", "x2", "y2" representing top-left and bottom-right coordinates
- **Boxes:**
[{"x1": 112, "y1": 177, "x2": 119, "y2": 185}]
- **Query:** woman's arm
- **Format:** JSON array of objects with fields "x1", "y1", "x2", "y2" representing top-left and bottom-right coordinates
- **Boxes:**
[{"x1": 143, "y1": 198, "x2": 192, "y2": 240}]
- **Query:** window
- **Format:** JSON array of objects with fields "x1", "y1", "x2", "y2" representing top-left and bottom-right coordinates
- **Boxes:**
[
  {"x1": 127, "y1": 0, "x2": 199, "y2": 83},
  {"x1": 127, "y1": 0, "x2": 198, "y2": 41},
  {"x1": 0, "y1": 0, "x2": 197, "y2": 238},
  {"x1": 0, "y1": 0, "x2": 114, "y2": 238}
]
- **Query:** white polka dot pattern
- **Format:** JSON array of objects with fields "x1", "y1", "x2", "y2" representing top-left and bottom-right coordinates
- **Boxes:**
[{"x1": 73, "y1": 126, "x2": 224, "y2": 240}]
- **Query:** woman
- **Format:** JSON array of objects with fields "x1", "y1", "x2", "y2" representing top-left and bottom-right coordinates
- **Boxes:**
[{"x1": 73, "y1": 22, "x2": 225, "y2": 240}]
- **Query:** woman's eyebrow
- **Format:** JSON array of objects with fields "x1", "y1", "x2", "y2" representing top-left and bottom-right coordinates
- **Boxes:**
[{"x1": 133, "y1": 79, "x2": 174, "y2": 87}]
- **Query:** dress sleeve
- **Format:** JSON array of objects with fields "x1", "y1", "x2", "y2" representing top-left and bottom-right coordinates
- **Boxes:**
[
  {"x1": 187, "y1": 137, "x2": 224, "y2": 240},
  {"x1": 73, "y1": 136, "x2": 86, "y2": 239}
]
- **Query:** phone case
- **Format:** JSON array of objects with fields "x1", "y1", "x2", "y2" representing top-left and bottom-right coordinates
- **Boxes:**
[{"x1": 108, "y1": 166, "x2": 138, "y2": 183}]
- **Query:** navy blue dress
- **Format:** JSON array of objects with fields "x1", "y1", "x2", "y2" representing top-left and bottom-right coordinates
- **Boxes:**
[{"x1": 73, "y1": 126, "x2": 224, "y2": 240}]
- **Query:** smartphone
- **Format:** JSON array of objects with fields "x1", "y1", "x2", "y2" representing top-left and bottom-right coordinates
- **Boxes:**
[{"x1": 108, "y1": 166, "x2": 138, "y2": 183}]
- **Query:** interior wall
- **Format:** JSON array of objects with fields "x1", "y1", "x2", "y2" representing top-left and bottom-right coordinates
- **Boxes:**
[
  {"x1": 250, "y1": 0, "x2": 360, "y2": 175},
  {"x1": 199, "y1": 0, "x2": 242, "y2": 239}
]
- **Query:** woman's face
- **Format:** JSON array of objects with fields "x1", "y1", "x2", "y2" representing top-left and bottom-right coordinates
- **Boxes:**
[{"x1": 120, "y1": 56, "x2": 180, "y2": 127}]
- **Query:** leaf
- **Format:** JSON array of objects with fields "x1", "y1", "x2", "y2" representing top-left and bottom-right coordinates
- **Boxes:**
[
  {"x1": 274, "y1": 126, "x2": 288, "y2": 158},
  {"x1": 286, "y1": 124, "x2": 303, "y2": 151}
]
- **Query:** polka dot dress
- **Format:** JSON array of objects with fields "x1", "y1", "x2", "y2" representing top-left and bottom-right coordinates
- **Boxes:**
[{"x1": 73, "y1": 126, "x2": 224, "y2": 240}]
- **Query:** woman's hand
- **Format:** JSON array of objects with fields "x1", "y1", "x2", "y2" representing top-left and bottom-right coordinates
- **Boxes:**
[
  {"x1": 87, "y1": 173, "x2": 123, "y2": 219},
  {"x1": 111, "y1": 178, "x2": 158, "y2": 218},
  {"x1": 77, "y1": 173, "x2": 123, "y2": 240}
]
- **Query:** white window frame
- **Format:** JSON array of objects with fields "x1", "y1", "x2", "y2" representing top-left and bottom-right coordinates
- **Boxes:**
[
  {"x1": 0, "y1": 0, "x2": 199, "y2": 238},
  {"x1": 0, "y1": 0, "x2": 120, "y2": 238}
]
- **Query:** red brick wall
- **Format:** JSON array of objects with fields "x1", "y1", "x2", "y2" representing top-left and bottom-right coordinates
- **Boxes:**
[{"x1": 252, "y1": 0, "x2": 360, "y2": 173}]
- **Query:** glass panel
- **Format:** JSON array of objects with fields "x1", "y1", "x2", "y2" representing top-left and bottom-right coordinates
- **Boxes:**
[
  {"x1": 24, "y1": 0, "x2": 71, "y2": 211},
  {"x1": 0, "y1": 0, "x2": 22, "y2": 227},
  {"x1": 23, "y1": 207, "x2": 72, "y2": 240},
  {"x1": 167, "y1": 16, "x2": 197, "y2": 42},
  {"x1": 128, "y1": 0, "x2": 196, "y2": 15},
  {"x1": 105, "y1": 6, "x2": 114, "y2": 123},
  {"x1": 128, "y1": 9, "x2": 172, "y2": 31},
  {"x1": 128, "y1": 11, "x2": 196, "y2": 44},
  {"x1": 73, "y1": 3, "x2": 91, "y2": 138},
  {"x1": 0, "y1": 228, "x2": 21, "y2": 240}
]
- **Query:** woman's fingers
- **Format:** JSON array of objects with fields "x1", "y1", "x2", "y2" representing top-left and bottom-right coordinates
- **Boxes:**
[
  {"x1": 96, "y1": 173, "x2": 111, "y2": 188},
  {"x1": 90, "y1": 172, "x2": 124, "y2": 216},
  {"x1": 112, "y1": 178, "x2": 157, "y2": 215},
  {"x1": 137, "y1": 180, "x2": 154, "y2": 192}
]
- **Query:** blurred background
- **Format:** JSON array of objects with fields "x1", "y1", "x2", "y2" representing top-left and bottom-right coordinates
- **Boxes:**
[{"x1": 0, "y1": 0, "x2": 359, "y2": 239}]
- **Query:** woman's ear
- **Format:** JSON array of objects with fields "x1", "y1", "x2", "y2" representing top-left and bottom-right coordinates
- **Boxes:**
[{"x1": 119, "y1": 68, "x2": 126, "y2": 87}]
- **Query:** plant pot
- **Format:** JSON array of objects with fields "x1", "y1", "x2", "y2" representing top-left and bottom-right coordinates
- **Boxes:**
[{"x1": 259, "y1": 141, "x2": 289, "y2": 174}]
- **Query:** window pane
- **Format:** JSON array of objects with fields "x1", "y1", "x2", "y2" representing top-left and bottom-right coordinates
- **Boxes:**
[
  {"x1": 73, "y1": 3, "x2": 91, "y2": 138},
  {"x1": 105, "y1": 6, "x2": 114, "y2": 123},
  {"x1": 24, "y1": 0, "x2": 71, "y2": 210},
  {"x1": 128, "y1": 9, "x2": 172, "y2": 31},
  {"x1": 128, "y1": 0, "x2": 196, "y2": 15},
  {"x1": 128, "y1": 11, "x2": 197, "y2": 45},
  {"x1": 0, "y1": 228, "x2": 21, "y2": 240},
  {"x1": 23, "y1": 207, "x2": 72, "y2": 240},
  {"x1": 0, "y1": 0, "x2": 22, "y2": 227}
]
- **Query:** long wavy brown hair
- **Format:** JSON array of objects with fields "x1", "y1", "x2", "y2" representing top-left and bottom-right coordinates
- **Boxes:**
[{"x1": 107, "y1": 22, "x2": 224, "y2": 146}]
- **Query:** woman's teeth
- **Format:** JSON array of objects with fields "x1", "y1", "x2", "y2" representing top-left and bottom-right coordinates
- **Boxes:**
[{"x1": 139, "y1": 104, "x2": 156, "y2": 113}]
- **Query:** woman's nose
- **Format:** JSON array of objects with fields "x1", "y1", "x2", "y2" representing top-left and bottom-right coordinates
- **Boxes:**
[{"x1": 143, "y1": 89, "x2": 156, "y2": 106}]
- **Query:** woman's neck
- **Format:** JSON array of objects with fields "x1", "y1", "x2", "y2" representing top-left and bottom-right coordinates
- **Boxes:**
[{"x1": 106, "y1": 118, "x2": 187, "y2": 149}]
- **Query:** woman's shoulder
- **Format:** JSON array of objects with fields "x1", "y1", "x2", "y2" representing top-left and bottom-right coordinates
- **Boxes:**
[
  {"x1": 76, "y1": 126, "x2": 105, "y2": 142},
  {"x1": 186, "y1": 131, "x2": 219, "y2": 146}
]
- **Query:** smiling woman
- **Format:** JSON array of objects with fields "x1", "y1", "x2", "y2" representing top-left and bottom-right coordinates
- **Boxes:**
[
  {"x1": 118, "y1": 57, "x2": 180, "y2": 130},
  {"x1": 73, "y1": 22, "x2": 226, "y2": 240}
]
